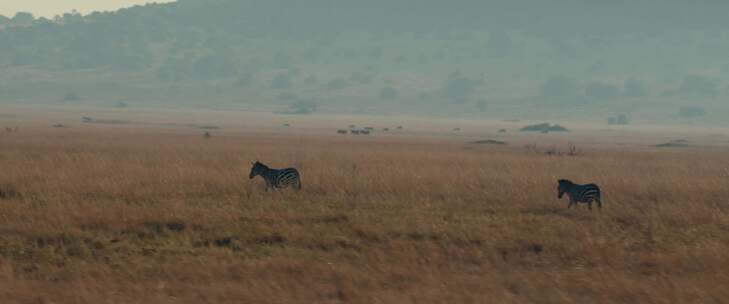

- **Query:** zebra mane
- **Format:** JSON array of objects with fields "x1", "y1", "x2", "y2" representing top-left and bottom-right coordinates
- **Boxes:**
[
  {"x1": 558, "y1": 179, "x2": 573, "y2": 185},
  {"x1": 253, "y1": 161, "x2": 270, "y2": 169}
]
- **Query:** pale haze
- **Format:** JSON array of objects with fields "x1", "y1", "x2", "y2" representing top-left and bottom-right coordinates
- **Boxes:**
[{"x1": 0, "y1": 0, "x2": 174, "y2": 17}]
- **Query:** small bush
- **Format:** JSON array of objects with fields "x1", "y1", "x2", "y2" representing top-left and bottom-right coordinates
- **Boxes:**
[
  {"x1": 469, "y1": 139, "x2": 506, "y2": 145},
  {"x1": 520, "y1": 123, "x2": 569, "y2": 132}
]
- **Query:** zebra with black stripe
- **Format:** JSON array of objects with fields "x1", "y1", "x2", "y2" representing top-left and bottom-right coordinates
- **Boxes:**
[
  {"x1": 557, "y1": 179, "x2": 602, "y2": 210},
  {"x1": 249, "y1": 161, "x2": 302, "y2": 191}
]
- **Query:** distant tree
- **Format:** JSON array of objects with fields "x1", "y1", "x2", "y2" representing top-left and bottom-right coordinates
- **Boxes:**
[
  {"x1": 585, "y1": 82, "x2": 619, "y2": 101},
  {"x1": 720, "y1": 63, "x2": 729, "y2": 76},
  {"x1": 272, "y1": 52, "x2": 292, "y2": 69},
  {"x1": 157, "y1": 57, "x2": 193, "y2": 81},
  {"x1": 678, "y1": 106, "x2": 706, "y2": 119},
  {"x1": 623, "y1": 79, "x2": 649, "y2": 98},
  {"x1": 417, "y1": 92, "x2": 433, "y2": 101},
  {"x1": 368, "y1": 46, "x2": 384, "y2": 59},
  {"x1": 192, "y1": 54, "x2": 236, "y2": 80},
  {"x1": 62, "y1": 92, "x2": 82, "y2": 102},
  {"x1": 327, "y1": 78, "x2": 348, "y2": 90},
  {"x1": 379, "y1": 86, "x2": 399, "y2": 99},
  {"x1": 304, "y1": 75, "x2": 318, "y2": 85},
  {"x1": 442, "y1": 72, "x2": 479, "y2": 103},
  {"x1": 476, "y1": 99, "x2": 488, "y2": 112},
  {"x1": 679, "y1": 75, "x2": 719, "y2": 98},
  {"x1": 10, "y1": 12, "x2": 34, "y2": 26},
  {"x1": 0, "y1": 15, "x2": 9, "y2": 26},
  {"x1": 277, "y1": 92, "x2": 297, "y2": 101},
  {"x1": 302, "y1": 48, "x2": 320, "y2": 63},
  {"x1": 350, "y1": 71, "x2": 372, "y2": 84},
  {"x1": 488, "y1": 30, "x2": 513, "y2": 56},
  {"x1": 289, "y1": 97, "x2": 318, "y2": 114},
  {"x1": 271, "y1": 73, "x2": 292, "y2": 90},
  {"x1": 540, "y1": 76, "x2": 578, "y2": 98},
  {"x1": 234, "y1": 72, "x2": 254, "y2": 87}
]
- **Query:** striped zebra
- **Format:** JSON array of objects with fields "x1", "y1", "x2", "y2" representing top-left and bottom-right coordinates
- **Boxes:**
[
  {"x1": 557, "y1": 179, "x2": 602, "y2": 210},
  {"x1": 249, "y1": 161, "x2": 302, "y2": 190}
]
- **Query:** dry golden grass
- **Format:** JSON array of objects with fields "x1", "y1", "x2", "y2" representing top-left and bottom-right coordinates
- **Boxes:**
[{"x1": 1, "y1": 114, "x2": 729, "y2": 303}]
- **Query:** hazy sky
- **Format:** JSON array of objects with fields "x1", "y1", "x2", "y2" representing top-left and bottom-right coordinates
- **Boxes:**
[{"x1": 0, "y1": 0, "x2": 175, "y2": 17}]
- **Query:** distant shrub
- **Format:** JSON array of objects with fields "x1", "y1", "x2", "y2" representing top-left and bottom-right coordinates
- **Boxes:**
[
  {"x1": 540, "y1": 76, "x2": 577, "y2": 98},
  {"x1": 302, "y1": 48, "x2": 320, "y2": 63},
  {"x1": 679, "y1": 75, "x2": 719, "y2": 98},
  {"x1": 417, "y1": 92, "x2": 433, "y2": 101},
  {"x1": 0, "y1": 183, "x2": 18, "y2": 199},
  {"x1": 520, "y1": 123, "x2": 569, "y2": 132},
  {"x1": 608, "y1": 114, "x2": 630, "y2": 125},
  {"x1": 488, "y1": 30, "x2": 513, "y2": 56},
  {"x1": 304, "y1": 75, "x2": 318, "y2": 85},
  {"x1": 678, "y1": 106, "x2": 706, "y2": 118},
  {"x1": 327, "y1": 78, "x2": 348, "y2": 90},
  {"x1": 476, "y1": 99, "x2": 488, "y2": 112},
  {"x1": 379, "y1": 86, "x2": 399, "y2": 100},
  {"x1": 350, "y1": 71, "x2": 373, "y2": 84},
  {"x1": 585, "y1": 82, "x2": 619, "y2": 101},
  {"x1": 277, "y1": 92, "x2": 297, "y2": 101},
  {"x1": 623, "y1": 79, "x2": 649, "y2": 98},
  {"x1": 192, "y1": 54, "x2": 236, "y2": 80},
  {"x1": 289, "y1": 97, "x2": 318, "y2": 114},
  {"x1": 63, "y1": 92, "x2": 82, "y2": 102},
  {"x1": 271, "y1": 73, "x2": 292, "y2": 89},
  {"x1": 721, "y1": 63, "x2": 729, "y2": 76},
  {"x1": 368, "y1": 46, "x2": 384, "y2": 59},
  {"x1": 234, "y1": 72, "x2": 254, "y2": 87},
  {"x1": 272, "y1": 52, "x2": 292, "y2": 69}
]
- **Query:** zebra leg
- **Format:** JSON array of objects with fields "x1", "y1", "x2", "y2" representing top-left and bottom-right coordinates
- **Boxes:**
[
  {"x1": 588, "y1": 201, "x2": 593, "y2": 210},
  {"x1": 567, "y1": 200, "x2": 574, "y2": 209},
  {"x1": 596, "y1": 198, "x2": 602, "y2": 210}
]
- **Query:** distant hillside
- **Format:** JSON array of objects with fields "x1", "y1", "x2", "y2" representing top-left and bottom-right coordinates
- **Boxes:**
[{"x1": 1, "y1": 0, "x2": 728, "y2": 124}]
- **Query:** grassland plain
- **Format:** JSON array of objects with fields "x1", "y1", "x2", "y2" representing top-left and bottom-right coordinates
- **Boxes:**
[{"x1": 1, "y1": 110, "x2": 729, "y2": 303}]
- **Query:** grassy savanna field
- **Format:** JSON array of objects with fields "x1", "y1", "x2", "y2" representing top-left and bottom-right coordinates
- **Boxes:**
[{"x1": 1, "y1": 106, "x2": 729, "y2": 303}]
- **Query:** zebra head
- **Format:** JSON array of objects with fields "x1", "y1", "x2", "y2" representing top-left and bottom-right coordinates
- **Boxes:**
[
  {"x1": 249, "y1": 161, "x2": 267, "y2": 179},
  {"x1": 557, "y1": 179, "x2": 572, "y2": 198}
]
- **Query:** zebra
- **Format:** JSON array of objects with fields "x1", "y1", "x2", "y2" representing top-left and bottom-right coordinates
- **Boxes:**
[
  {"x1": 557, "y1": 179, "x2": 602, "y2": 210},
  {"x1": 249, "y1": 161, "x2": 302, "y2": 191}
]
